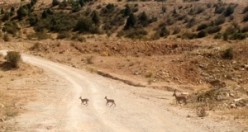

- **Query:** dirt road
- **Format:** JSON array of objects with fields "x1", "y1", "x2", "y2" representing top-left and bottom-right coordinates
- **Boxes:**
[{"x1": 2, "y1": 51, "x2": 245, "y2": 132}]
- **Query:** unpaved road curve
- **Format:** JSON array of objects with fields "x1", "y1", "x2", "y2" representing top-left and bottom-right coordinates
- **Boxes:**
[{"x1": 2, "y1": 51, "x2": 245, "y2": 132}]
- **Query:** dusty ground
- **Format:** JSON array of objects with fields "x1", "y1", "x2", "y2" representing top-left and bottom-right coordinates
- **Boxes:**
[
  {"x1": 0, "y1": 51, "x2": 246, "y2": 131},
  {"x1": 0, "y1": 52, "x2": 45, "y2": 131},
  {"x1": 1, "y1": 36, "x2": 248, "y2": 131}
]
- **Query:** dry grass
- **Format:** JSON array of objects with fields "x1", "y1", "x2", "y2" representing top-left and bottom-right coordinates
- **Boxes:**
[{"x1": 223, "y1": 109, "x2": 248, "y2": 126}]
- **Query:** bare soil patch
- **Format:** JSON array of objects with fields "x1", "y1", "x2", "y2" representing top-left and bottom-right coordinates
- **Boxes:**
[{"x1": 0, "y1": 53, "x2": 45, "y2": 131}]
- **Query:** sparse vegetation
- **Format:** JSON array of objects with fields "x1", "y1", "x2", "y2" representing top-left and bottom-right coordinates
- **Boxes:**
[
  {"x1": 222, "y1": 48, "x2": 233, "y2": 59},
  {"x1": 5, "y1": 51, "x2": 21, "y2": 68}
]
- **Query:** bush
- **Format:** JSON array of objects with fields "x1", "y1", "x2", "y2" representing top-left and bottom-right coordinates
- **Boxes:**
[
  {"x1": 3, "y1": 34, "x2": 10, "y2": 42},
  {"x1": 242, "y1": 6, "x2": 248, "y2": 14},
  {"x1": 214, "y1": 16, "x2": 225, "y2": 25},
  {"x1": 224, "y1": 6, "x2": 234, "y2": 17},
  {"x1": 241, "y1": 25, "x2": 248, "y2": 33},
  {"x1": 119, "y1": 28, "x2": 147, "y2": 39},
  {"x1": 182, "y1": 32, "x2": 196, "y2": 39},
  {"x1": 243, "y1": 13, "x2": 248, "y2": 22},
  {"x1": 28, "y1": 14, "x2": 38, "y2": 26},
  {"x1": 74, "y1": 17, "x2": 99, "y2": 33},
  {"x1": 158, "y1": 26, "x2": 170, "y2": 38},
  {"x1": 186, "y1": 18, "x2": 196, "y2": 28},
  {"x1": 222, "y1": 48, "x2": 233, "y2": 60},
  {"x1": 197, "y1": 23, "x2": 208, "y2": 31},
  {"x1": 27, "y1": 31, "x2": 50, "y2": 40},
  {"x1": 138, "y1": 12, "x2": 149, "y2": 27},
  {"x1": 229, "y1": 32, "x2": 246, "y2": 40},
  {"x1": 71, "y1": 2, "x2": 81, "y2": 12},
  {"x1": 52, "y1": 0, "x2": 60, "y2": 6},
  {"x1": 17, "y1": 6, "x2": 29, "y2": 19},
  {"x1": 57, "y1": 32, "x2": 71, "y2": 39},
  {"x1": 214, "y1": 5, "x2": 225, "y2": 14},
  {"x1": 122, "y1": 5, "x2": 131, "y2": 17},
  {"x1": 214, "y1": 33, "x2": 222, "y2": 39},
  {"x1": 124, "y1": 13, "x2": 137, "y2": 30},
  {"x1": 197, "y1": 30, "x2": 207, "y2": 38},
  {"x1": 35, "y1": 13, "x2": 77, "y2": 32},
  {"x1": 207, "y1": 26, "x2": 221, "y2": 34},
  {"x1": 173, "y1": 27, "x2": 181, "y2": 34},
  {"x1": 101, "y1": 4, "x2": 115, "y2": 14},
  {"x1": 2, "y1": 22, "x2": 19, "y2": 35},
  {"x1": 2, "y1": 12, "x2": 10, "y2": 21},
  {"x1": 59, "y1": 0, "x2": 68, "y2": 9},
  {"x1": 5, "y1": 51, "x2": 21, "y2": 68},
  {"x1": 91, "y1": 11, "x2": 100, "y2": 25}
]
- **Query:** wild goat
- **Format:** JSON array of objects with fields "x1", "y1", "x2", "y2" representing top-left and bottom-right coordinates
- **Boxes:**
[
  {"x1": 173, "y1": 90, "x2": 187, "y2": 104},
  {"x1": 79, "y1": 97, "x2": 89, "y2": 106},
  {"x1": 104, "y1": 96, "x2": 116, "y2": 107}
]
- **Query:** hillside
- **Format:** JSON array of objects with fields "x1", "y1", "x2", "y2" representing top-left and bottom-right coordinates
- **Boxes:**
[{"x1": 0, "y1": 0, "x2": 248, "y2": 131}]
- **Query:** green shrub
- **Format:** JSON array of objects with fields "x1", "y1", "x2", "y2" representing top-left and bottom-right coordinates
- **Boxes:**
[
  {"x1": 138, "y1": 12, "x2": 149, "y2": 27},
  {"x1": 207, "y1": 26, "x2": 221, "y2": 34},
  {"x1": 119, "y1": 28, "x2": 147, "y2": 39},
  {"x1": 27, "y1": 31, "x2": 50, "y2": 40},
  {"x1": 214, "y1": 5, "x2": 225, "y2": 14},
  {"x1": 229, "y1": 32, "x2": 246, "y2": 40},
  {"x1": 214, "y1": 33, "x2": 222, "y2": 39},
  {"x1": 124, "y1": 13, "x2": 137, "y2": 30},
  {"x1": 122, "y1": 5, "x2": 131, "y2": 16},
  {"x1": 197, "y1": 30, "x2": 207, "y2": 38},
  {"x1": 101, "y1": 4, "x2": 115, "y2": 14},
  {"x1": 74, "y1": 17, "x2": 99, "y2": 33},
  {"x1": 17, "y1": 6, "x2": 29, "y2": 19},
  {"x1": 3, "y1": 34, "x2": 10, "y2": 42},
  {"x1": 52, "y1": 0, "x2": 60, "y2": 6},
  {"x1": 59, "y1": 0, "x2": 68, "y2": 9},
  {"x1": 2, "y1": 22, "x2": 19, "y2": 35},
  {"x1": 173, "y1": 27, "x2": 181, "y2": 34},
  {"x1": 222, "y1": 48, "x2": 233, "y2": 59},
  {"x1": 71, "y1": 34, "x2": 86, "y2": 42},
  {"x1": 2, "y1": 12, "x2": 10, "y2": 21},
  {"x1": 182, "y1": 32, "x2": 196, "y2": 39},
  {"x1": 243, "y1": 13, "x2": 248, "y2": 22},
  {"x1": 242, "y1": 6, "x2": 248, "y2": 14},
  {"x1": 158, "y1": 26, "x2": 170, "y2": 38},
  {"x1": 197, "y1": 23, "x2": 208, "y2": 31},
  {"x1": 57, "y1": 32, "x2": 71, "y2": 39},
  {"x1": 28, "y1": 14, "x2": 38, "y2": 26},
  {"x1": 5, "y1": 51, "x2": 21, "y2": 68},
  {"x1": 71, "y1": 2, "x2": 81, "y2": 12},
  {"x1": 186, "y1": 18, "x2": 196, "y2": 28},
  {"x1": 35, "y1": 12, "x2": 77, "y2": 32},
  {"x1": 241, "y1": 25, "x2": 248, "y2": 33},
  {"x1": 214, "y1": 15, "x2": 225, "y2": 25},
  {"x1": 91, "y1": 11, "x2": 100, "y2": 25},
  {"x1": 224, "y1": 6, "x2": 234, "y2": 17}
]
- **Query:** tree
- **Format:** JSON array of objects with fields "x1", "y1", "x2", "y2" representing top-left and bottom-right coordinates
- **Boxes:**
[{"x1": 124, "y1": 13, "x2": 137, "y2": 30}]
